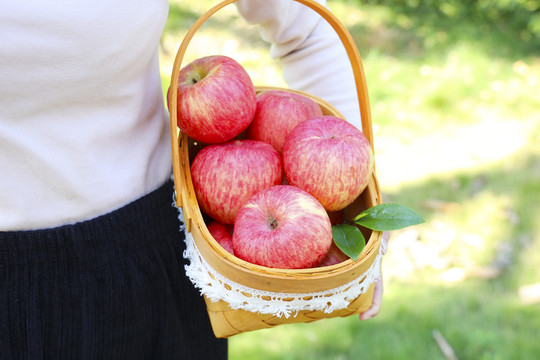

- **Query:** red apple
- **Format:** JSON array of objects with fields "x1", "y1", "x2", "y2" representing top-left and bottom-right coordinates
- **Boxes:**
[
  {"x1": 282, "y1": 116, "x2": 374, "y2": 211},
  {"x1": 245, "y1": 90, "x2": 323, "y2": 153},
  {"x1": 232, "y1": 185, "x2": 333, "y2": 269},
  {"x1": 175, "y1": 55, "x2": 257, "y2": 144},
  {"x1": 191, "y1": 140, "x2": 282, "y2": 224},
  {"x1": 318, "y1": 243, "x2": 350, "y2": 267},
  {"x1": 207, "y1": 221, "x2": 234, "y2": 255}
]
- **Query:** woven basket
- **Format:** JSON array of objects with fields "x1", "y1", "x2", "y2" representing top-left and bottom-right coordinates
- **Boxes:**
[{"x1": 168, "y1": 0, "x2": 383, "y2": 338}]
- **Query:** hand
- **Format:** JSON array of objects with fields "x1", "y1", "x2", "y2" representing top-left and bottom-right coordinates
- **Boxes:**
[{"x1": 359, "y1": 231, "x2": 389, "y2": 320}]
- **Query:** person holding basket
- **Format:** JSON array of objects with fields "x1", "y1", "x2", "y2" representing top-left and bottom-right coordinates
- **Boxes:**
[{"x1": 0, "y1": 0, "x2": 387, "y2": 358}]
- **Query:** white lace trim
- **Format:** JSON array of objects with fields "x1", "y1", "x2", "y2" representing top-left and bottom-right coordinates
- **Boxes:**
[{"x1": 176, "y1": 206, "x2": 382, "y2": 318}]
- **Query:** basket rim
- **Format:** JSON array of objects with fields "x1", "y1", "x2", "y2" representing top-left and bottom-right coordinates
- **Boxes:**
[
  {"x1": 169, "y1": 0, "x2": 381, "y2": 285},
  {"x1": 177, "y1": 87, "x2": 383, "y2": 282}
]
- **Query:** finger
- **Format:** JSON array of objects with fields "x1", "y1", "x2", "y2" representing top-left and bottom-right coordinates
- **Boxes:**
[
  {"x1": 381, "y1": 231, "x2": 390, "y2": 255},
  {"x1": 359, "y1": 275, "x2": 384, "y2": 320}
]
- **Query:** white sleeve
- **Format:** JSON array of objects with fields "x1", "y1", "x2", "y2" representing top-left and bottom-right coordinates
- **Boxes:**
[{"x1": 235, "y1": 0, "x2": 362, "y2": 130}]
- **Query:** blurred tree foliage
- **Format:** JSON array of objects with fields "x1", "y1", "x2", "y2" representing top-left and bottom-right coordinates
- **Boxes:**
[{"x1": 337, "y1": 0, "x2": 540, "y2": 56}]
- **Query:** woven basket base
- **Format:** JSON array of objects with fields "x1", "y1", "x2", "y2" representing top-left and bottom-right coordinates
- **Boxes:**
[{"x1": 204, "y1": 282, "x2": 375, "y2": 338}]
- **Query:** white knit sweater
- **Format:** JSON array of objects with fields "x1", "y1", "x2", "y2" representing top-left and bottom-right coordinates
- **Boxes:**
[{"x1": 0, "y1": 0, "x2": 359, "y2": 230}]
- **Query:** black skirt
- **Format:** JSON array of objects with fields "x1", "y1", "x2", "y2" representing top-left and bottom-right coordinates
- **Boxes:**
[{"x1": 0, "y1": 179, "x2": 227, "y2": 360}]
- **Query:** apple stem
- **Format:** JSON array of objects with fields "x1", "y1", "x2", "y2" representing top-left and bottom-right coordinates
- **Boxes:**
[{"x1": 267, "y1": 215, "x2": 279, "y2": 230}]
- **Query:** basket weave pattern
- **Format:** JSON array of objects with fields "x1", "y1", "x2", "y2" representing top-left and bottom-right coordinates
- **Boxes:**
[{"x1": 169, "y1": 0, "x2": 383, "y2": 338}]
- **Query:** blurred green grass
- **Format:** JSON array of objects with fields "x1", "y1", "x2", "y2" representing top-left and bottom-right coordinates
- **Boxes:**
[{"x1": 161, "y1": 0, "x2": 540, "y2": 358}]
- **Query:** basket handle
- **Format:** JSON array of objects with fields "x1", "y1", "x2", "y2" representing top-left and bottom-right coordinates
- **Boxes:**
[{"x1": 169, "y1": 0, "x2": 374, "y2": 207}]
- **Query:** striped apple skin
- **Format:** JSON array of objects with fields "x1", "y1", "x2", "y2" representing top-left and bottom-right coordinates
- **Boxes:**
[
  {"x1": 191, "y1": 140, "x2": 282, "y2": 225},
  {"x1": 282, "y1": 116, "x2": 374, "y2": 211},
  {"x1": 245, "y1": 90, "x2": 323, "y2": 153},
  {"x1": 207, "y1": 221, "x2": 235, "y2": 255},
  {"x1": 176, "y1": 55, "x2": 257, "y2": 144},
  {"x1": 233, "y1": 185, "x2": 332, "y2": 269}
]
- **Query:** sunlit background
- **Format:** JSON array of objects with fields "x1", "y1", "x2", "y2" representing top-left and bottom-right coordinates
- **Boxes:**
[{"x1": 161, "y1": 0, "x2": 540, "y2": 358}]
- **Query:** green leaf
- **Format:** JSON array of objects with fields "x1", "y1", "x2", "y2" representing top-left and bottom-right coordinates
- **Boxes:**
[
  {"x1": 354, "y1": 203, "x2": 425, "y2": 231},
  {"x1": 332, "y1": 224, "x2": 366, "y2": 261}
]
